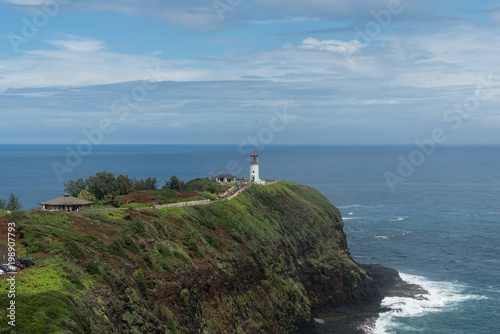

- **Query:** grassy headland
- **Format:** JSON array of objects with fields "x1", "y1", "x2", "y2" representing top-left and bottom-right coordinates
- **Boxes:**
[{"x1": 0, "y1": 181, "x2": 382, "y2": 333}]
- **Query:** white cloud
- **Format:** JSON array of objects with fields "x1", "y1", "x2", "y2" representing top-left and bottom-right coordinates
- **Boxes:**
[
  {"x1": 146, "y1": 51, "x2": 162, "y2": 56},
  {"x1": 486, "y1": 5, "x2": 500, "y2": 23},
  {"x1": 252, "y1": 0, "x2": 394, "y2": 19},
  {"x1": 0, "y1": 37, "x2": 210, "y2": 91},
  {"x1": 49, "y1": 37, "x2": 106, "y2": 52},
  {"x1": 2, "y1": 0, "x2": 52, "y2": 5},
  {"x1": 300, "y1": 38, "x2": 365, "y2": 54},
  {"x1": 3, "y1": 91, "x2": 59, "y2": 98},
  {"x1": 361, "y1": 100, "x2": 399, "y2": 105},
  {"x1": 167, "y1": 121, "x2": 185, "y2": 127},
  {"x1": 250, "y1": 16, "x2": 320, "y2": 25},
  {"x1": 2, "y1": 0, "x2": 411, "y2": 31},
  {"x1": 2, "y1": 20, "x2": 500, "y2": 96},
  {"x1": 74, "y1": 1, "x2": 225, "y2": 32}
]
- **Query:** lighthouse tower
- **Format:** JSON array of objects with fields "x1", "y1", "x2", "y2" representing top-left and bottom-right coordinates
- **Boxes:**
[{"x1": 249, "y1": 151, "x2": 260, "y2": 183}]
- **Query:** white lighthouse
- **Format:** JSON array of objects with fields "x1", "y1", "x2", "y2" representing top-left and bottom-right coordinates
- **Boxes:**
[{"x1": 249, "y1": 151, "x2": 260, "y2": 183}]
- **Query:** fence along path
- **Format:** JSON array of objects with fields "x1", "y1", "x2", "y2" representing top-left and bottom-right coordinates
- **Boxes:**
[
  {"x1": 154, "y1": 183, "x2": 255, "y2": 209},
  {"x1": 153, "y1": 199, "x2": 211, "y2": 210},
  {"x1": 86, "y1": 181, "x2": 280, "y2": 212}
]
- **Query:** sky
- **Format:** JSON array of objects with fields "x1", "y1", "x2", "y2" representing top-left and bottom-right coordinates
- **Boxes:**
[{"x1": 1, "y1": 0, "x2": 500, "y2": 145}]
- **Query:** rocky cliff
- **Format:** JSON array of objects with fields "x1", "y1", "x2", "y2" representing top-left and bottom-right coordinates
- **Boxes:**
[{"x1": 0, "y1": 182, "x2": 395, "y2": 333}]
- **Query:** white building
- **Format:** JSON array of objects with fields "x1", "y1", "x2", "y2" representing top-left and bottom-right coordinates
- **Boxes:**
[
  {"x1": 213, "y1": 174, "x2": 236, "y2": 183},
  {"x1": 250, "y1": 151, "x2": 260, "y2": 182}
]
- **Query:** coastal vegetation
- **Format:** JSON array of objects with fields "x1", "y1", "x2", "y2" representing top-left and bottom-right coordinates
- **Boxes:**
[
  {"x1": 64, "y1": 171, "x2": 159, "y2": 200},
  {"x1": 0, "y1": 181, "x2": 381, "y2": 333},
  {"x1": 63, "y1": 172, "x2": 230, "y2": 208},
  {"x1": 0, "y1": 193, "x2": 21, "y2": 211}
]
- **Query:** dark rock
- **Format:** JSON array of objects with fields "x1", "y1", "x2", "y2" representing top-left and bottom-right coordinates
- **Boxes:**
[{"x1": 300, "y1": 264, "x2": 429, "y2": 334}]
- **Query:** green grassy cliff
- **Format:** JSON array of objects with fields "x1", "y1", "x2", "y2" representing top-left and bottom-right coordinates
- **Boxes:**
[{"x1": 0, "y1": 182, "x2": 380, "y2": 333}]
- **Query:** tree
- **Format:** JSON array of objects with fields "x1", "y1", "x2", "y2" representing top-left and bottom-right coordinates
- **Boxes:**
[
  {"x1": 64, "y1": 177, "x2": 88, "y2": 197},
  {"x1": 143, "y1": 177, "x2": 158, "y2": 191},
  {"x1": 5, "y1": 193, "x2": 21, "y2": 210},
  {"x1": 87, "y1": 171, "x2": 117, "y2": 200},
  {"x1": 132, "y1": 177, "x2": 158, "y2": 192},
  {"x1": 184, "y1": 178, "x2": 227, "y2": 194},
  {"x1": 78, "y1": 190, "x2": 97, "y2": 203},
  {"x1": 167, "y1": 175, "x2": 183, "y2": 191},
  {"x1": 116, "y1": 174, "x2": 134, "y2": 195},
  {"x1": 65, "y1": 171, "x2": 160, "y2": 200},
  {"x1": 0, "y1": 198, "x2": 6, "y2": 210},
  {"x1": 132, "y1": 179, "x2": 144, "y2": 192},
  {"x1": 205, "y1": 182, "x2": 224, "y2": 194}
]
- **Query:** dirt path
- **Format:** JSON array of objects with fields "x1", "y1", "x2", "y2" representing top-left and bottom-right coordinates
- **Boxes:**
[{"x1": 225, "y1": 185, "x2": 251, "y2": 200}]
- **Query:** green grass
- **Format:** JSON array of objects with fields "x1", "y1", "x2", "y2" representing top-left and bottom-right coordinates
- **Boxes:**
[
  {"x1": 0, "y1": 291, "x2": 93, "y2": 334},
  {"x1": 158, "y1": 206, "x2": 189, "y2": 218}
]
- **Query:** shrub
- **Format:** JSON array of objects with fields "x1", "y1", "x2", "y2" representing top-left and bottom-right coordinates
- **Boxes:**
[
  {"x1": 183, "y1": 237, "x2": 204, "y2": 259},
  {"x1": 121, "y1": 234, "x2": 139, "y2": 254},
  {"x1": 142, "y1": 253, "x2": 153, "y2": 267},
  {"x1": 63, "y1": 238, "x2": 86, "y2": 261},
  {"x1": 156, "y1": 305, "x2": 177, "y2": 333},
  {"x1": 133, "y1": 269, "x2": 148, "y2": 297},
  {"x1": 130, "y1": 217, "x2": 146, "y2": 234},
  {"x1": 159, "y1": 260, "x2": 174, "y2": 274},
  {"x1": 108, "y1": 239, "x2": 127, "y2": 258},
  {"x1": 86, "y1": 261, "x2": 101, "y2": 275},
  {"x1": 230, "y1": 229, "x2": 244, "y2": 244},
  {"x1": 78, "y1": 190, "x2": 97, "y2": 202},
  {"x1": 65, "y1": 272, "x2": 85, "y2": 291},
  {"x1": 156, "y1": 242, "x2": 173, "y2": 258},
  {"x1": 179, "y1": 288, "x2": 190, "y2": 310},
  {"x1": 113, "y1": 196, "x2": 123, "y2": 207},
  {"x1": 203, "y1": 233, "x2": 221, "y2": 251},
  {"x1": 172, "y1": 246, "x2": 192, "y2": 265}
]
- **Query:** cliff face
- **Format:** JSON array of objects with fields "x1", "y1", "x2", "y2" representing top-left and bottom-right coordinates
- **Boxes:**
[{"x1": 0, "y1": 182, "x2": 382, "y2": 333}]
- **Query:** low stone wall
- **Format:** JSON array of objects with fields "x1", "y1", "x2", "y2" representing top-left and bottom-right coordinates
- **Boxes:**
[{"x1": 154, "y1": 199, "x2": 211, "y2": 210}]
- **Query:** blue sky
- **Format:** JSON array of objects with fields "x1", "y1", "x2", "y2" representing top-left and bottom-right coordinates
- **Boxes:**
[{"x1": 1, "y1": 0, "x2": 500, "y2": 144}]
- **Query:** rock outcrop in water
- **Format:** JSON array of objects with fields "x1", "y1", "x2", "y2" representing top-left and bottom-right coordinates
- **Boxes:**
[{"x1": 0, "y1": 181, "x2": 402, "y2": 333}]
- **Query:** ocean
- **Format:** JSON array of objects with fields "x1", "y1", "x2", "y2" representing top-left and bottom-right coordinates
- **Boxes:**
[{"x1": 1, "y1": 144, "x2": 499, "y2": 333}]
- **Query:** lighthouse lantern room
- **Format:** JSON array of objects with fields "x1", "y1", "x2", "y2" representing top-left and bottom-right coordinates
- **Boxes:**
[{"x1": 249, "y1": 151, "x2": 260, "y2": 182}]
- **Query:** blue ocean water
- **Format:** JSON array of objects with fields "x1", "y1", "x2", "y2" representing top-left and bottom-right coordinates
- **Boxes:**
[{"x1": 0, "y1": 144, "x2": 499, "y2": 333}]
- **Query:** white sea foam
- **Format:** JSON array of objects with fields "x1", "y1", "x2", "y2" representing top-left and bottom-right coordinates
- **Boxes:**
[
  {"x1": 389, "y1": 216, "x2": 409, "y2": 222},
  {"x1": 487, "y1": 285, "x2": 500, "y2": 294},
  {"x1": 366, "y1": 273, "x2": 487, "y2": 334}
]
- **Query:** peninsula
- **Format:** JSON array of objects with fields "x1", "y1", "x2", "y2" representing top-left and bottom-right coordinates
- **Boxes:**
[{"x1": 0, "y1": 180, "x2": 410, "y2": 333}]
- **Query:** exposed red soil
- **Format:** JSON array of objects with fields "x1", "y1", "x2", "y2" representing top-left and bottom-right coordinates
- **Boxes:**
[
  {"x1": 177, "y1": 192, "x2": 200, "y2": 199},
  {"x1": 123, "y1": 191, "x2": 158, "y2": 204}
]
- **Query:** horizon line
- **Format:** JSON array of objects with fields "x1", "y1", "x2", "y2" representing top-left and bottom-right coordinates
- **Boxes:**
[{"x1": 1, "y1": 143, "x2": 500, "y2": 147}]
